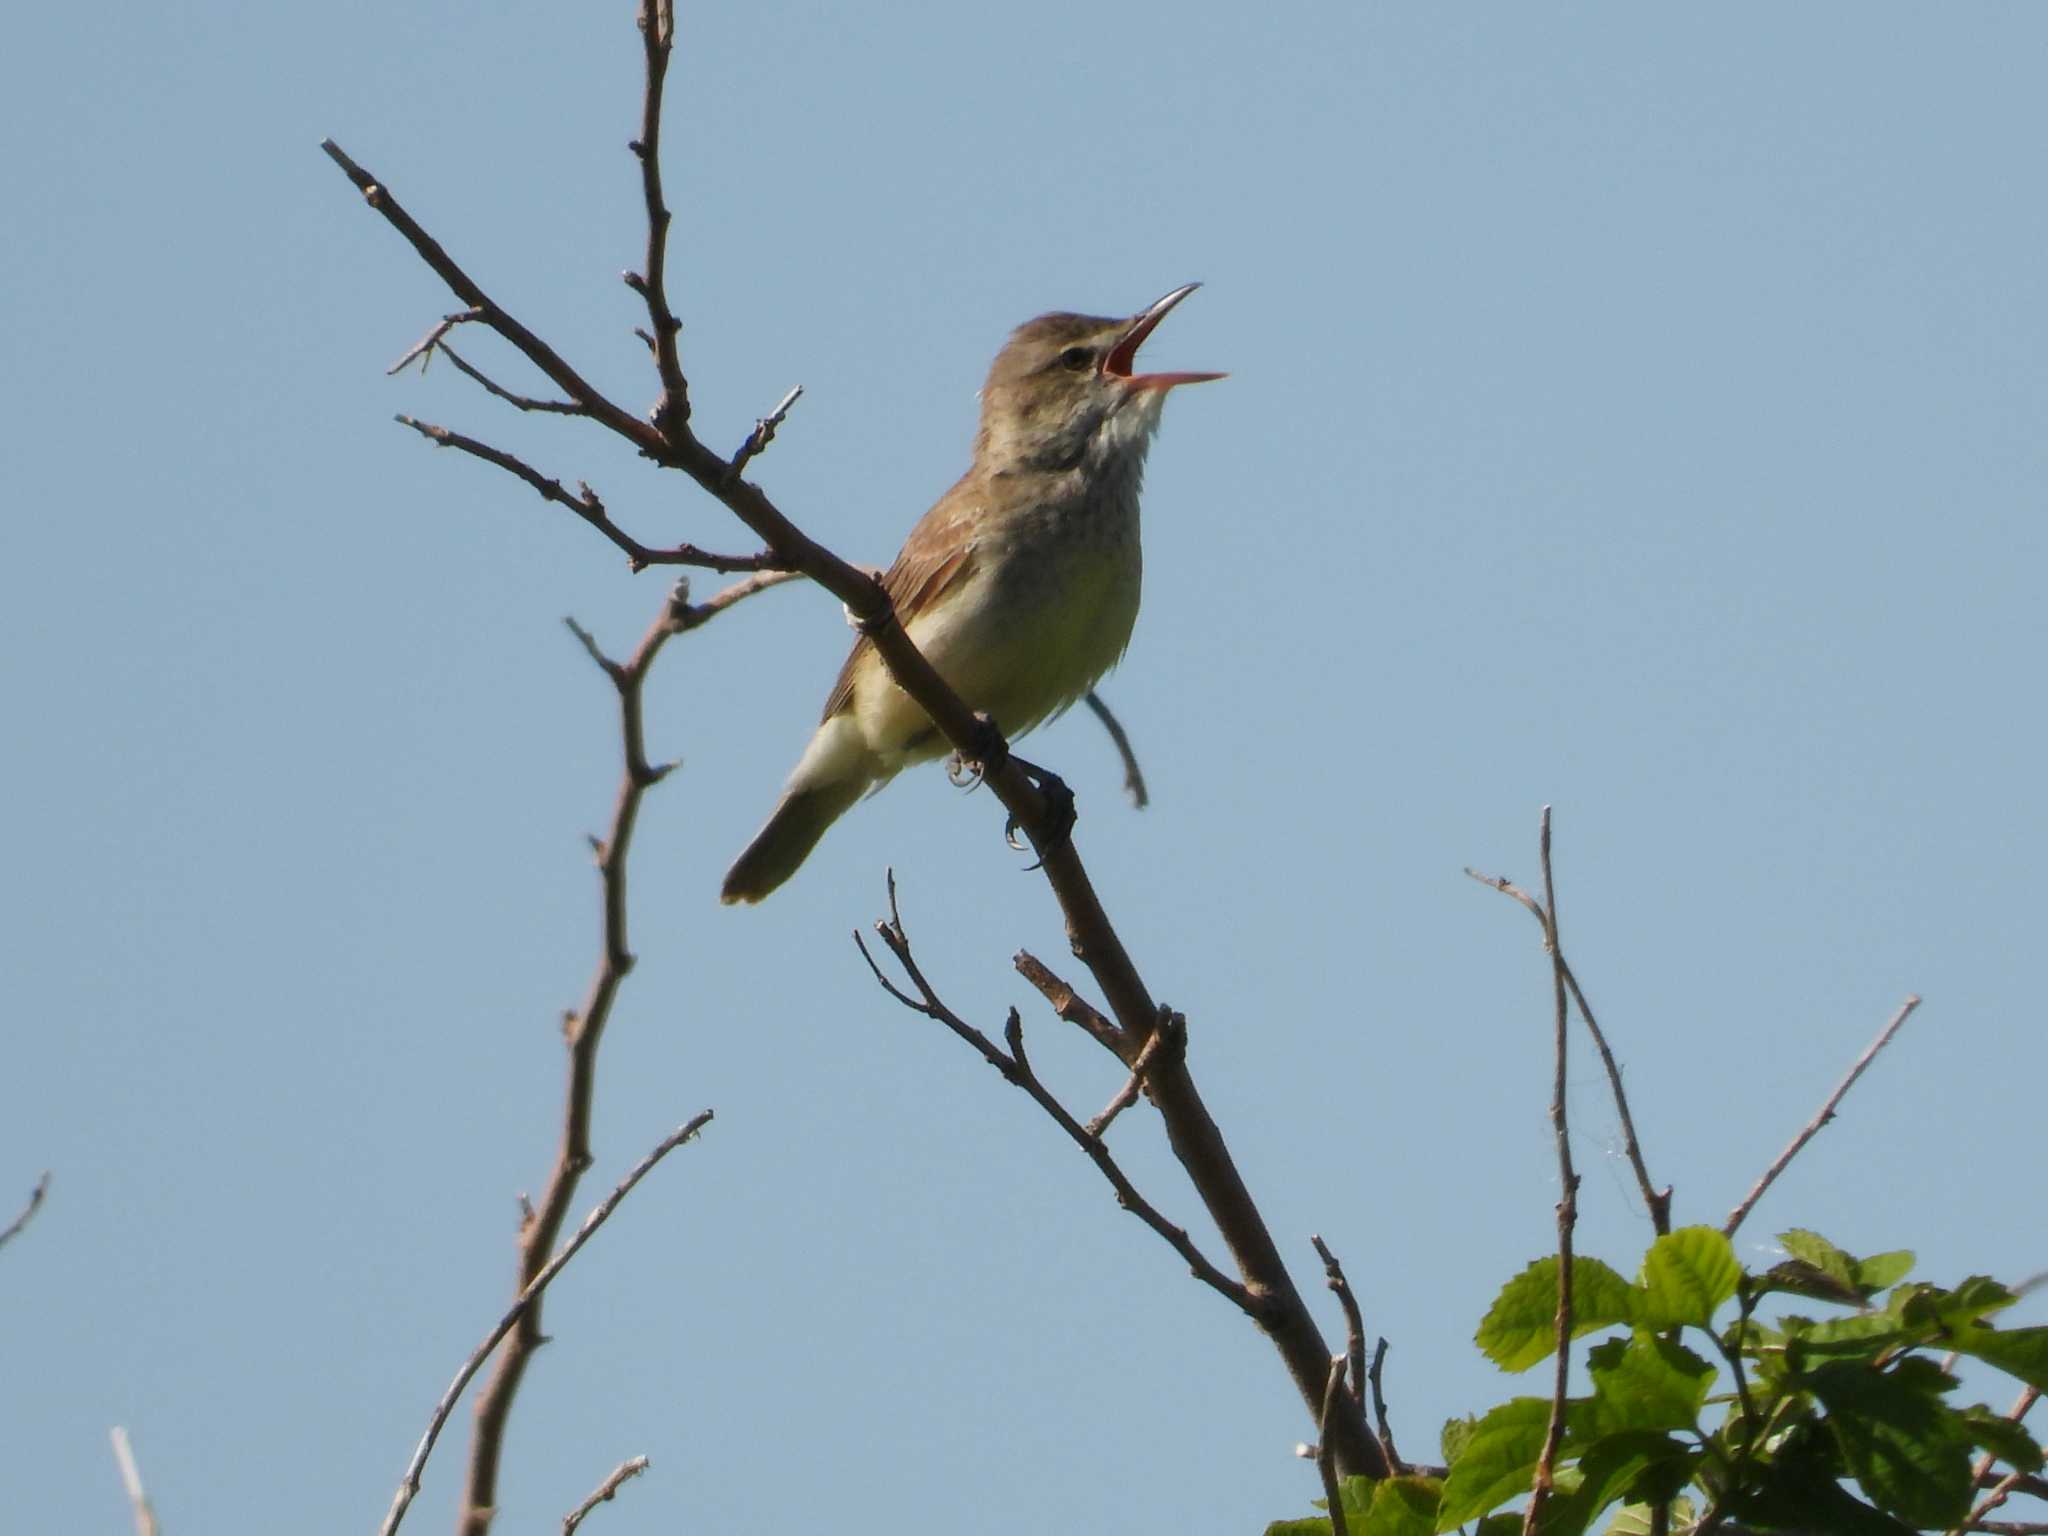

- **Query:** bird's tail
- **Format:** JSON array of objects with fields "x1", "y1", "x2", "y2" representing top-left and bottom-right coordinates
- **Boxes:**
[{"x1": 721, "y1": 718, "x2": 877, "y2": 904}]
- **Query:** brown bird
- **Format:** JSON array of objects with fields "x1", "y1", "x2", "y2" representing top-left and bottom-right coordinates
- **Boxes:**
[{"x1": 720, "y1": 284, "x2": 1221, "y2": 904}]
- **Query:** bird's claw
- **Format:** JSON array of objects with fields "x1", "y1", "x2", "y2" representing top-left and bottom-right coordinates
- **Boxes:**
[{"x1": 1004, "y1": 758, "x2": 1076, "y2": 870}]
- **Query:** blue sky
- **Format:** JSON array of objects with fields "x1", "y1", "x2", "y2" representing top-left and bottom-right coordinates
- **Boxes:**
[{"x1": 5, "y1": 4, "x2": 2044, "y2": 1532}]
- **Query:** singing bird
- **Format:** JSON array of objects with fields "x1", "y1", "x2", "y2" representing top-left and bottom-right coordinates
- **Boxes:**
[{"x1": 720, "y1": 284, "x2": 1221, "y2": 904}]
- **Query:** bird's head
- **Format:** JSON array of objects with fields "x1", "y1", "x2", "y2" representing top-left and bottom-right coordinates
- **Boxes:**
[{"x1": 976, "y1": 283, "x2": 1223, "y2": 474}]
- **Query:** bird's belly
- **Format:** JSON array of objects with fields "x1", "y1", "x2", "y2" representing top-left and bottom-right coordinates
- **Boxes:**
[{"x1": 862, "y1": 535, "x2": 1141, "y2": 769}]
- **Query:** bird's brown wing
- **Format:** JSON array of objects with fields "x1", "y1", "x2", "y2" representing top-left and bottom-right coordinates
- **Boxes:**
[{"x1": 820, "y1": 482, "x2": 982, "y2": 723}]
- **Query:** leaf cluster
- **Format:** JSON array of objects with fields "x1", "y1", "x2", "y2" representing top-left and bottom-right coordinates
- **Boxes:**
[{"x1": 1267, "y1": 1228, "x2": 2046, "y2": 1534}]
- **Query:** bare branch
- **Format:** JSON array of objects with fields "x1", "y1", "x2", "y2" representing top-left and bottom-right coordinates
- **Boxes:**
[
  {"x1": 856, "y1": 880, "x2": 1256, "y2": 1318},
  {"x1": 109, "y1": 1427, "x2": 159, "y2": 1536},
  {"x1": 1475, "y1": 812, "x2": 1583, "y2": 1532},
  {"x1": 1014, "y1": 950, "x2": 1128, "y2": 1062},
  {"x1": 1563, "y1": 961, "x2": 1670, "y2": 1234},
  {"x1": 453, "y1": 590, "x2": 708, "y2": 1536},
  {"x1": 1953, "y1": 1387, "x2": 2043, "y2": 1536},
  {"x1": 436, "y1": 341, "x2": 589, "y2": 415},
  {"x1": 321, "y1": 139, "x2": 659, "y2": 453},
  {"x1": 727, "y1": 385, "x2": 805, "y2": 484},
  {"x1": 1083, "y1": 689, "x2": 1150, "y2": 809},
  {"x1": 389, "y1": 308, "x2": 485, "y2": 374},
  {"x1": 1310, "y1": 1235, "x2": 1369, "y2": 1421},
  {"x1": 384, "y1": 1112, "x2": 713, "y2": 1536},
  {"x1": 1963, "y1": 1468, "x2": 2035, "y2": 1534},
  {"x1": 1367, "y1": 1338, "x2": 1404, "y2": 1474},
  {"x1": 0, "y1": 1170, "x2": 49, "y2": 1253},
  {"x1": 1084, "y1": 1018, "x2": 1179, "y2": 1139},
  {"x1": 1317, "y1": 1356, "x2": 1353, "y2": 1536},
  {"x1": 562, "y1": 1455, "x2": 650, "y2": 1536},
  {"x1": 1526, "y1": 807, "x2": 1579, "y2": 1535},
  {"x1": 395, "y1": 415, "x2": 784, "y2": 575},
  {"x1": 1723, "y1": 994, "x2": 1923, "y2": 1237},
  {"x1": 1465, "y1": 856, "x2": 1668, "y2": 1232},
  {"x1": 628, "y1": 0, "x2": 686, "y2": 433},
  {"x1": 677, "y1": 568, "x2": 806, "y2": 631}
]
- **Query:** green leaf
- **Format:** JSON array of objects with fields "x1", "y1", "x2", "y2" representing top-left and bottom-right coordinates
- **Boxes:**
[
  {"x1": 1891, "y1": 1276, "x2": 2018, "y2": 1334},
  {"x1": 1265, "y1": 1476, "x2": 1375, "y2": 1536},
  {"x1": 1853, "y1": 1249, "x2": 1915, "y2": 1291},
  {"x1": 1473, "y1": 1519, "x2": 1523, "y2": 1536},
  {"x1": 1949, "y1": 1323, "x2": 2048, "y2": 1391},
  {"x1": 1586, "y1": 1333, "x2": 1716, "y2": 1432},
  {"x1": 1779, "y1": 1229, "x2": 1857, "y2": 1286},
  {"x1": 1791, "y1": 1310, "x2": 1907, "y2": 1358},
  {"x1": 1960, "y1": 1402, "x2": 2045, "y2": 1472},
  {"x1": 1637, "y1": 1228, "x2": 1740, "y2": 1330},
  {"x1": 1477, "y1": 1257, "x2": 1638, "y2": 1371},
  {"x1": 1437, "y1": 1398, "x2": 1561, "y2": 1528},
  {"x1": 1602, "y1": 1497, "x2": 1694, "y2": 1535},
  {"x1": 1360, "y1": 1476, "x2": 1440, "y2": 1536},
  {"x1": 1536, "y1": 1430, "x2": 1696, "y2": 1534},
  {"x1": 1733, "y1": 1422, "x2": 1917, "y2": 1535},
  {"x1": 1810, "y1": 1359, "x2": 1973, "y2": 1527},
  {"x1": 1440, "y1": 1416, "x2": 1479, "y2": 1467},
  {"x1": 1757, "y1": 1259, "x2": 1869, "y2": 1306}
]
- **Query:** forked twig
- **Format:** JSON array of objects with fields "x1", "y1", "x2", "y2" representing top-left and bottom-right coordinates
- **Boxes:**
[
  {"x1": 382, "y1": 1113, "x2": 713, "y2": 1536},
  {"x1": 854, "y1": 876, "x2": 1254, "y2": 1318},
  {"x1": 394, "y1": 415, "x2": 781, "y2": 575},
  {"x1": 1463, "y1": 856, "x2": 1668, "y2": 1233},
  {"x1": 1469, "y1": 810, "x2": 1580, "y2": 1533},
  {"x1": 1722, "y1": 995, "x2": 1922, "y2": 1237}
]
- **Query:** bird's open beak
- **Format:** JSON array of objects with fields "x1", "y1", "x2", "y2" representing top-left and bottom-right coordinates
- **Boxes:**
[{"x1": 1103, "y1": 283, "x2": 1227, "y2": 392}]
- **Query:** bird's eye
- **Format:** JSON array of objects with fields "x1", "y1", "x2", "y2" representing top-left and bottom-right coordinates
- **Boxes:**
[{"x1": 1058, "y1": 346, "x2": 1095, "y2": 372}]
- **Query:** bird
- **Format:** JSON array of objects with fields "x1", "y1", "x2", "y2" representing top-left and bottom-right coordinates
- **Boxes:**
[{"x1": 720, "y1": 283, "x2": 1221, "y2": 905}]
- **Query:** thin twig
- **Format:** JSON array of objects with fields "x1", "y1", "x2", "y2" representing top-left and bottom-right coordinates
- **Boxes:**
[
  {"x1": 1723, "y1": 995, "x2": 1923, "y2": 1236},
  {"x1": 1310, "y1": 1235, "x2": 1369, "y2": 1420},
  {"x1": 453, "y1": 588, "x2": 713, "y2": 1536},
  {"x1": 727, "y1": 385, "x2": 804, "y2": 484},
  {"x1": 1952, "y1": 1388, "x2": 2043, "y2": 1536},
  {"x1": 677, "y1": 568, "x2": 806, "y2": 630},
  {"x1": 629, "y1": 0, "x2": 687, "y2": 436},
  {"x1": 1013, "y1": 951, "x2": 1129, "y2": 1062},
  {"x1": 855, "y1": 878, "x2": 1256, "y2": 1318},
  {"x1": 562, "y1": 1455, "x2": 650, "y2": 1535},
  {"x1": 1462, "y1": 861, "x2": 1667, "y2": 1232},
  {"x1": 1473, "y1": 810, "x2": 1584, "y2": 1534},
  {"x1": 383, "y1": 1112, "x2": 713, "y2": 1536},
  {"x1": 395, "y1": 415, "x2": 782, "y2": 575},
  {"x1": 1317, "y1": 1357, "x2": 1353, "y2": 1536},
  {"x1": 1085, "y1": 1020, "x2": 1177, "y2": 1138},
  {"x1": 109, "y1": 1427, "x2": 159, "y2": 1536},
  {"x1": 1562, "y1": 961, "x2": 1669, "y2": 1233},
  {"x1": 1529, "y1": 807, "x2": 1580, "y2": 1534},
  {"x1": 1367, "y1": 1338, "x2": 1404, "y2": 1473},
  {"x1": 1083, "y1": 690, "x2": 1149, "y2": 809},
  {"x1": 322, "y1": 139, "x2": 659, "y2": 453},
  {"x1": 0, "y1": 1171, "x2": 49, "y2": 1253},
  {"x1": 435, "y1": 342, "x2": 589, "y2": 414},
  {"x1": 389, "y1": 309, "x2": 485, "y2": 374},
  {"x1": 1964, "y1": 1469, "x2": 2034, "y2": 1533}
]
